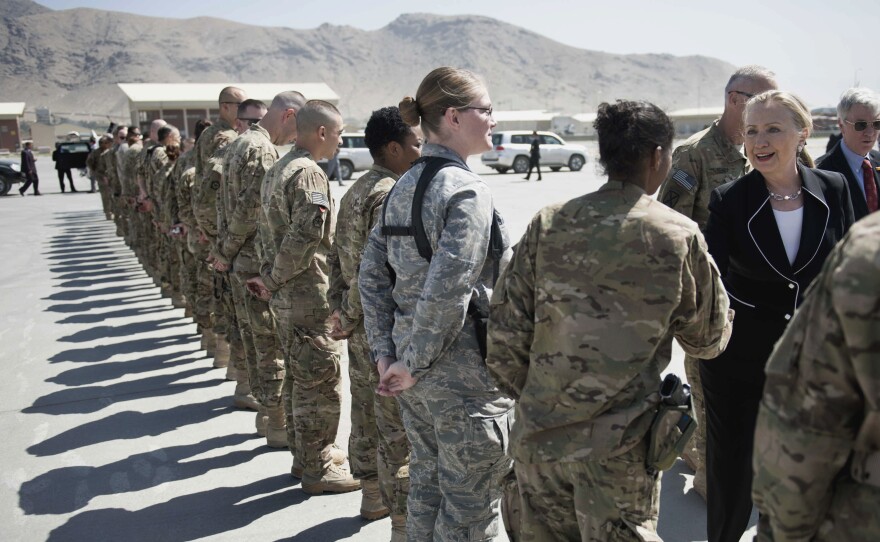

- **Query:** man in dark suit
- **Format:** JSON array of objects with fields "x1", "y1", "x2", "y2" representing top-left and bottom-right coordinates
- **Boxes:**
[
  {"x1": 18, "y1": 141, "x2": 40, "y2": 196},
  {"x1": 816, "y1": 87, "x2": 880, "y2": 220}
]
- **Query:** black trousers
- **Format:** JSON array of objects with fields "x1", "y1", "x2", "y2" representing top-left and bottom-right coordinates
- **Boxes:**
[
  {"x1": 700, "y1": 360, "x2": 763, "y2": 542},
  {"x1": 525, "y1": 158, "x2": 542, "y2": 180},
  {"x1": 57, "y1": 168, "x2": 75, "y2": 191},
  {"x1": 20, "y1": 173, "x2": 39, "y2": 194}
]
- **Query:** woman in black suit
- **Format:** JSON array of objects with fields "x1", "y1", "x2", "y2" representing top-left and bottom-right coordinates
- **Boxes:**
[{"x1": 701, "y1": 90, "x2": 855, "y2": 542}]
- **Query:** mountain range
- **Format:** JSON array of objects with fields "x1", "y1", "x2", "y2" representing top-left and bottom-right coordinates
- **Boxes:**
[{"x1": 0, "y1": 0, "x2": 735, "y2": 123}]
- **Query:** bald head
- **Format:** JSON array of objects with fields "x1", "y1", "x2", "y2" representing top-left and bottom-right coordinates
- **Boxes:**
[
  {"x1": 269, "y1": 91, "x2": 306, "y2": 113},
  {"x1": 261, "y1": 91, "x2": 307, "y2": 145},
  {"x1": 296, "y1": 100, "x2": 343, "y2": 160},
  {"x1": 296, "y1": 100, "x2": 342, "y2": 134},
  {"x1": 149, "y1": 119, "x2": 167, "y2": 141},
  {"x1": 219, "y1": 86, "x2": 247, "y2": 125}
]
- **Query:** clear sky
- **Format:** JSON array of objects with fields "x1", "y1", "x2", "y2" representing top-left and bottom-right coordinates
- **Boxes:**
[{"x1": 38, "y1": 0, "x2": 879, "y2": 108}]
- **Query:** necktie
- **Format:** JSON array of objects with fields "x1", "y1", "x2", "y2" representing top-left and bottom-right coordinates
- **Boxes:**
[{"x1": 862, "y1": 159, "x2": 878, "y2": 213}]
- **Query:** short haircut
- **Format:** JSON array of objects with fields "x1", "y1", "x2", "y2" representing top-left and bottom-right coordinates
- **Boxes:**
[
  {"x1": 836, "y1": 87, "x2": 880, "y2": 120},
  {"x1": 269, "y1": 91, "x2": 306, "y2": 112},
  {"x1": 364, "y1": 106, "x2": 413, "y2": 160},
  {"x1": 296, "y1": 100, "x2": 342, "y2": 133},
  {"x1": 115, "y1": 125, "x2": 127, "y2": 135},
  {"x1": 219, "y1": 86, "x2": 245, "y2": 104},
  {"x1": 99, "y1": 134, "x2": 113, "y2": 144},
  {"x1": 128, "y1": 125, "x2": 140, "y2": 134},
  {"x1": 725, "y1": 65, "x2": 777, "y2": 93},
  {"x1": 238, "y1": 99, "x2": 267, "y2": 116},
  {"x1": 157, "y1": 125, "x2": 178, "y2": 143},
  {"x1": 594, "y1": 100, "x2": 674, "y2": 179}
]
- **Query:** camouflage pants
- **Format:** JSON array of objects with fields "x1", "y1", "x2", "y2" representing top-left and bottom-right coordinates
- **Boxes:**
[
  {"x1": 683, "y1": 354, "x2": 706, "y2": 494},
  {"x1": 234, "y1": 274, "x2": 285, "y2": 408},
  {"x1": 230, "y1": 273, "x2": 273, "y2": 404},
  {"x1": 347, "y1": 326, "x2": 410, "y2": 515},
  {"x1": 270, "y1": 301, "x2": 341, "y2": 478},
  {"x1": 175, "y1": 239, "x2": 194, "y2": 304},
  {"x1": 398, "y1": 390, "x2": 512, "y2": 542},
  {"x1": 515, "y1": 440, "x2": 660, "y2": 542},
  {"x1": 215, "y1": 272, "x2": 246, "y2": 371}
]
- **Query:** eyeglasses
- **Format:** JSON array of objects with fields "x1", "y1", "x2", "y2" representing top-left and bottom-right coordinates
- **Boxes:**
[
  {"x1": 844, "y1": 119, "x2": 880, "y2": 132},
  {"x1": 728, "y1": 90, "x2": 756, "y2": 99},
  {"x1": 459, "y1": 106, "x2": 494, "y2": 116},
  {"x1": 237, "y1": 118, "x2": 262, "y2": 125}
]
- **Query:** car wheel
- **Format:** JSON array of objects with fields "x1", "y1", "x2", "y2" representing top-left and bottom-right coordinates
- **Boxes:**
[
  {"x1": 497, "y1": 167, "x2": 509, "y2": 174},
  {"x1": 550, "y1": 167, "x2": 561, "y2": 172},
  {"x1": 568, "y1": 155, "x2": 585, "y2": 172},
  {"x1": 339, "y1": 160, "x2": 354, "y2": 181},
  {"x1": 512, "y1": 156, "x2": 529, "y2": 174},
  {"x1": 0, "y1": 177, "x2": 10, "y2": 196}
]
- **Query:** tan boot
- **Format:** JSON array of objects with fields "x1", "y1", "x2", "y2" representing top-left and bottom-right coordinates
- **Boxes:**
[
  {"x1": 390, "y1": 514, "x2": 406, "y2": 542},
  {"x1": 360, "y1": 479, "x2": 390, "y2": 520},
  {"x1": 201, "y1": 329, "x2": 217, "y2": 357},
  {"x1": 171, "y1": 293, "x2": 187, "y2": 309},
  {"x1": 323, "y1": 444, "x2": 347, "y2": 466},
  {"x1": 213, "y1": 337, "x2": 230, "y2": 368},
  {"x1": 225, "y1": 362, "x2": 238, "y2": 381},
  {"x1": 233, "y1": 381, "x2": 259, "y2": 411},
  {"x1": 255, "y1": 406, "x2": 268, "y2": 437},
  {"x1": 291, "y1": 456, "x2": 304, "y2": 479},
  {"x1": 301, "y1": 463, "x2": 361, "y2": 495},
  {"x1": 265, "y1": 405, "x2": 288, "y2": 448}
]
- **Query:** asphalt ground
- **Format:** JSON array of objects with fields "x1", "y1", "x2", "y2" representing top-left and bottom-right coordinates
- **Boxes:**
[{"x1": 0, "y1": 148, "x2": 765, "y2": 541}]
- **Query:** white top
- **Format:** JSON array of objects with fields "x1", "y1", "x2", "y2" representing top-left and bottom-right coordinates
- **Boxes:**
[{"x1": 773, "y1": 207, "x2": 804, "y2": 265}]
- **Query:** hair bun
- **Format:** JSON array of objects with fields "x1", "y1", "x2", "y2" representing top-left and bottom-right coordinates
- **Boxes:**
[{"x1": 399, "y1": 96, "x2": 421, "y2": 127}]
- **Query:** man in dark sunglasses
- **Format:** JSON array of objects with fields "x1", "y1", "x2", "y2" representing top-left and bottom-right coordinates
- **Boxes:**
[
  {"x1": 235, "y1": 99, "x2": 267, "y2": 135},
  {"x1": 817, "y1": 87, "x2": 880, "y2": 219}
]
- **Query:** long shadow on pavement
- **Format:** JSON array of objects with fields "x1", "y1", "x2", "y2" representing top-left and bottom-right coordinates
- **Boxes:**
[
  {"x1": 20, "y1": 433, "x2": 265, "y2": 515},
  {"x1": 48, "y1": 332, "x2": 198, "y2": 363},
  {"x1": 46, "y1": 475, "x2": 305, "y2": 542},
  {"x1": 47, "y1": 349, "x2": 203, "y2": 387},
  {"x1": 277, "y1": 517, "x2": 370, "y2": 542},
  {"x1": 57, "y1": 317, "x2": 191, "y2": 343},
  {"x1": 57, "y1": 305, "x2": 172, "y2": 324},
  {"x1": 26, "y1": 396, "x2": 233, "y2": 456}
]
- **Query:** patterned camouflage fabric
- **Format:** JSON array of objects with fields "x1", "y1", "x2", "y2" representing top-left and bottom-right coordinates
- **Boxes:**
[
  {"x1": 215, "y1": 124, "x2": 282, "y2": 408},
  {"x1": 359, "y1": 143, "x2": 514, "y2": 541},
  {"x1": 146, "y1": 145, "x2": 179, "y2": 291},
  {"x1": 656, "y1": 119, "x2": 746, "y2": 496},
  {"x1": 260, "y1": 147, "x2": 341, "y2": 479},
  {"x1": 327, "y1": 164, "x2": 411, "y2": 513},
  {"x1": 752, "y1": 211, "x2": 880, "y2": 542},
  {"x1": 487, "y1": 180, "x2": 733, "y2": 541},
  {"x1": 120, "y1": 141, "x2": 144, "y2": 254}
]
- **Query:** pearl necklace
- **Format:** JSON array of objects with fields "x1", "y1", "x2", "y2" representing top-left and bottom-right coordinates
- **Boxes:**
[{"x1": 767, "y1": 186, "x2": 802, "y2": 201}]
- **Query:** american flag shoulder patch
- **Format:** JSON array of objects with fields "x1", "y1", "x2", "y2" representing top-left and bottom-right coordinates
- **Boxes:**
[
  {"x1": 310, "y1": 191, "x2": 330, "y2": 207},
  {"x1": 671, "y1": 169, "x2": 698, "y2": 193}
]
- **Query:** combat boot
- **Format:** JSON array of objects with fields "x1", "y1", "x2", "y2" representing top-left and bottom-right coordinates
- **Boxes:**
[
  {"x1": 171, "y1": 292, "x2": 186, "y2": 309},
  {"x1": 225, "y1": 362, "x2": 238, "y2": 381},
  {"x1": 255, "y1": 405, "x2": 268, "y2": 437},
  {"x1": 360, "y1": 479, "x2": 390, "y2": 520},
  {"x1": 291, "y1": 456, "x2": 304, "y2": 479},
  {"x1": 291, "y1": 447, "x2": 346, "y2": 478},
  {"x1": 301, "y1": 463, "x2": 361, "y2": 495},
  {"x1": 390, "y1": 514, "x2": 406, "y2": 542},
  {"x1": 233, "y1": 380, "x2": 259, "y2": 411},
  {"x1": 265, "y1": 405, "x2": 288, "y2": 448},
  {"x1": 200, "y1": 328, "x2": 217, "y2": 357},
  {"x1": 213, "y1": 337, "x2": 230, "y2": 368}
]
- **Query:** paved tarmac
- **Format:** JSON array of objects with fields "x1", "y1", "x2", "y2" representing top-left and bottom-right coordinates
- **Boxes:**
[{"x1": 1, "y1": 153, "x2": 757, "y2": 541}]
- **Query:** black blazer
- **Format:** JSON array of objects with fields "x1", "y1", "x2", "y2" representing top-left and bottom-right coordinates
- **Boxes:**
[
  {"x1": 816, "y1": 141, "x2": 880, "y2": 220},
  {"x1": 704, "y1": 165, "x2": 854, "y2": 380},
  {"x1": 20, "y1": 148, "x2": 37, "y2": 176}
]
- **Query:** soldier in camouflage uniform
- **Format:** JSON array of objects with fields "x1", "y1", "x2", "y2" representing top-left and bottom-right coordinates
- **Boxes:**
[
  {"x1": 359, "y1": 68, "x2": 514, "y2": 542},
  {"x1": 487, "y1": 100, "x2": 733, "y2": 542},
  {"x1": 103, "y1": 126, "x2": 127, "y2": 237},
  {"x1": 135, "y1": 120, "x2": 167, "y2": 284},
  {"x1": 193, "y1": 86, "x2": 246, "y2": 372},
  {"x1": 120, "y1": 129, "x2": 144, "y2": 260},
  {"x1": 117, "y1": 128, "x2": 141, "y2": 249},
  {"x1": 92, "y1": 136, "x2": 113, "y2": 219},
  {"x1": 751, "y1": 211, "x2": 880, "y2": 542},
  {"x1": 144, "y1": 126, "x2": 181, "y2": 302},
  {"x1": 248, "y1": 100, "x2": 358, "y2": 494},
  {"x1": 215, "y1": 94, "x2": 304, "y2": 432},
  {"x1": 656, "y1": 65, "x2": 777, "y2": 499},
  {"x1": 327, "y1": 106, "x2": 421, "y2": 530}
]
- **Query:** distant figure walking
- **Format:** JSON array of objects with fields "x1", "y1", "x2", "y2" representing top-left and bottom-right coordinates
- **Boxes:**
[
  {"x1": 524, "y1": 131, "x2": 542, "y2": 180},
  {"x1": 53, "y1": 143, "x2": 77, "y2": 192},
  {"x1": 19, "y1": 141, "x2": 40, "y2": 196}
]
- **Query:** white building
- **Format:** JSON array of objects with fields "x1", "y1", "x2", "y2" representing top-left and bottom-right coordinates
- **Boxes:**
[{"x1": 491, "y1": 110, "x2": 560, "y2": 132}]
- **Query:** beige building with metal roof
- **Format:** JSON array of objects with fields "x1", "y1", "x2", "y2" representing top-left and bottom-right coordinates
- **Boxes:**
[{"x1": 117, "y1": 83, "x2": 339, "y2": 136}]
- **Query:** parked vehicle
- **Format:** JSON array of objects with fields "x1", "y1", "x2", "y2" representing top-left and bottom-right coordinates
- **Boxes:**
[
  {"x1": 0, "y1": 159, "x2": 23, "y2": 196},
  {"x1": 481, "y1": 131, "x2": 587, "y2": 174}
]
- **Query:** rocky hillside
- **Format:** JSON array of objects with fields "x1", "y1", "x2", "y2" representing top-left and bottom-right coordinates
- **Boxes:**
[{"x1": 0, "y1": 1, "x2": 735, "y2": 122}]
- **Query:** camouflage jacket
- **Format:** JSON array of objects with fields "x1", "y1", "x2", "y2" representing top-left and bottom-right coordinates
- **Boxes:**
[
  {"x1": 327, "y1": 164, "x2": 399, "y2": 333},
  {"x1": 115, "y1": 142, "x2": 129, "y2": 195},
  {"x1": 121, "y1": 141, "x2": 143, "y2": 197},
  {"x1": 102, "y1": 145, "x2": 121, "y2": 195},
  {"x1": 216, "y1": 124, "x2": 279, "y2": 274},
  {"x1": 135, "y1": 140, "x2": 158, "y2": 198},
  {"x1": 487, "y1": 180, "x2": 733, "y2": 463},
  {"x1": 163, "y1": 150, "x2": 193, "y2": 227},
  {"x1": 193, "y1": 119, "x2": 237, "y2": 242},
  {"x1": 658, "y1": 120, "x2": 747, "y2": 231},
  {"x1": 752, "y1": 211, "x2": 880, "y2": 542},
  {"x1": 259, "y1": 147, "x2": 335, "y2": 304},
  {"x1": 359, "y1": 143, "x2": 513, "y2": 395},
  {"x1": 146, "y1": 146, "x2": 173, "y2": 223}
]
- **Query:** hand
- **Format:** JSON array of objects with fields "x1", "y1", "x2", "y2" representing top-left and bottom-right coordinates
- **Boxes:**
[
  {"x1": 327, "y1": 309, "x2": 352, "y2": 340},
  {"x1": 376, "y1": 356, "x2": 395, "y2": 378},
  {"x1": 246, "y1": 276, "x2": 272, "y2": 301},
  {"x1": 377, "y1": 361, "x2": 417, "y2": 397},
  {"x1": 197, "y1": 229, "x2": 208, "y2": 244},
  {"x1": 212, "y1": 260, "x2": 230, "y2": 272}
]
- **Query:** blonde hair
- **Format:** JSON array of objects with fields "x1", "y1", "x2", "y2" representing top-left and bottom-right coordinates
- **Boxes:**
[
  {"x1": 745, "y1": 90, "x2": 815, "y2": 167},
  {"x1": 399, "y1": 67, "x2": 485, "y2": 137}
]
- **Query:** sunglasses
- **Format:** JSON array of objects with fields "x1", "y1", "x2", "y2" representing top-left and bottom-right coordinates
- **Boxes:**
[
  {"x1": 237, "y1": 118, "x2": 262, "y2": 125},
  {"x1": 728, "y1": 90, "x2": 756, "y2": 99},
  {"x1": 844, "y1": 119, "x2": 880, "y2": 132}
]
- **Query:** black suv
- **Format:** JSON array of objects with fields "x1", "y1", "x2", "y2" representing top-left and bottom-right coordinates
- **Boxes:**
[{"x1": 0, "y1": 159, "x2": 23, "y2": 196}]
